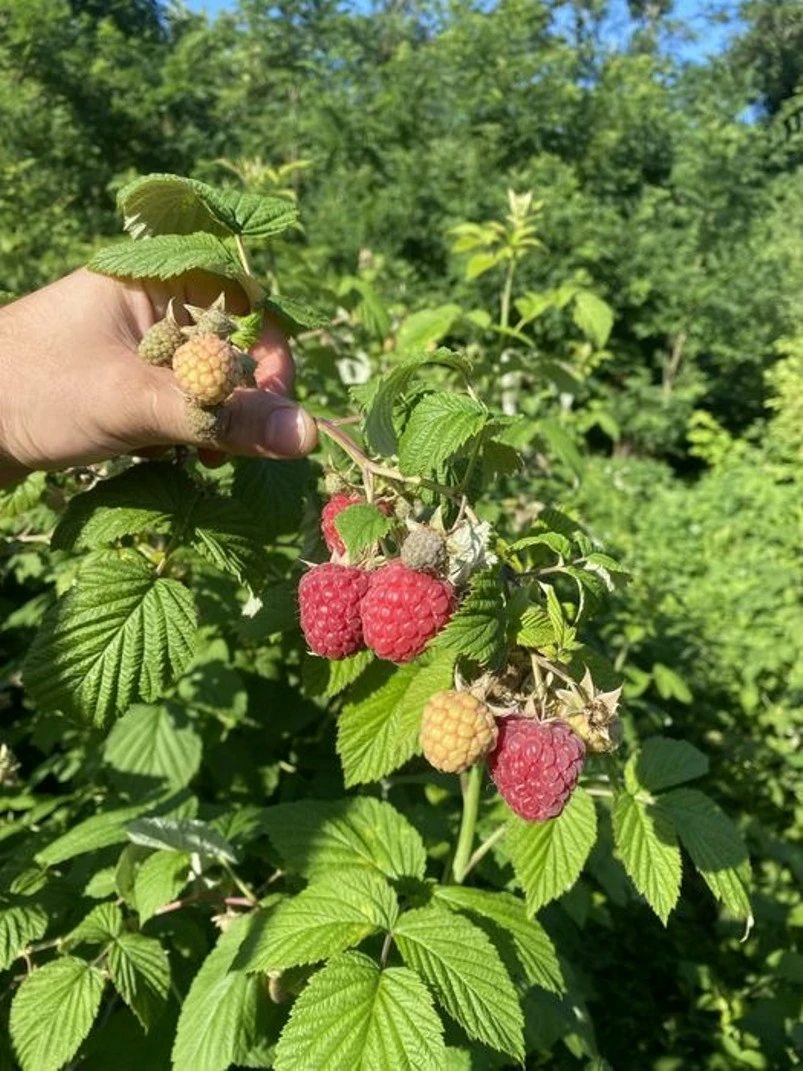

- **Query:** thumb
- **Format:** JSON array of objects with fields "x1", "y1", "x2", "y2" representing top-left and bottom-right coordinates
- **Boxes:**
[{"x1": 137, "y1": 366, "x2": 318, "y2": 458}]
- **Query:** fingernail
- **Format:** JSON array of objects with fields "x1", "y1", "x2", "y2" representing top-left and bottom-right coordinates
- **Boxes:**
[{"x1": 265, "y1": 406, "x2": 318, "y2": 456}]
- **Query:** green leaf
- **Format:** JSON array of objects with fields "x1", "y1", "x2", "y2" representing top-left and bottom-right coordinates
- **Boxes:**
[
  {"x1": 433, "y1": 886, "x2": 564, "y2": 994},
  {"x1": 535, "y1": 418, "x2": 584, "y2": 477},
  {"x1": 263, "y1": 294, "x2": 330, "y2": 333},
  {"x1": 396, "y1": 304, "x2": 462, "y2": 351},
  {"x1": 262, "y1": 797, "x2": 427, "y2": 880},
  {"x1": 465, "y1": 251, "x2": 499, "y2": 280},
  {"x1": 434, "y1": 571, "x2": 506, "y2": 665},
  {"x1": 188, "y1": 495, "x2": 271, "y2": 586},
  {"x1": 507, "y1": 788, "x2": 598, "y2": 914},
  {"x1": 127, "y1": 817, "x2": 237, "y2": 864},
  {"x1": 88, "y1": 233, "x2": 248, "y2": 290},
  {"x1": 53, "y1": 463, "x2": 270, "y2": 587},
  {"x1": 572, "y1": 291, "x2": 613, "y2": 348},
  {"x1": 104, "y1": 704, "x2": 202, "y2": 792},
  {"x1": 24, "y1": 552, "x2": 198, "y2": 726},
  {"x1": 334, "y1": 503, "x2": 394, "y2": 560},
  {"x1": 612, "y1": 792, "x2": 682, "y2": 924},
  {"x1": 363, "y1": 349, "x2": 472, "y2": 456},
  {"x1": 0, "y1": 898, "x2": 48, "y2": 971},
  {"x1": 398, "y1": 392, "x2": 487, "y2": 476},
  {"x1": 394, "y1": 905, "x2": 524, "y2": 1060},
  {"x1": 117, "y1": 173, "x2": 298, "y2": 240},
  {"x1": 66, "y1": 902, "x2": 123, "y2": 947},
  {"x1": 0, "y1": 473, "x2": 46, "y2": 521},
  {"x1": 337, "y1": 655, "x2": 455, "y2": 786},
  {"x1": 52, "y1": 463, "x2": 196, "y2": 551},
  {"x1": 133, "y1": 850, "x2": 190, "y2": 922},
  {"x1": 231, "y1": 458, "x2": 313, "y2": 542},
  {"x1": 656, "y1": 788, "x2": 752, "y2": 922},
  {"x1": 237, "y1": 868, "x2": 397, "y2": 972},
  {"x1": 172, "y1": 916, "x2": 271, "y2": 1071},
  {"x1": 108, "y1": 933, "x2": 170, "y2": 1032},
  {"x1": 274, "y1": 951, "x2": 445, "y2": 1071},
  {"x1": 10, "y1": 957, "x2": 105, "y2": 1071},
  {"x1": 652, "y1": 663, "x2": 693, "y2": 704},
  {"x1": 626, "y1": 737, "x2": 709, "y2": 794},
  {"x1": 36, "y1": 797, "x2": 170, "y2": 867}
]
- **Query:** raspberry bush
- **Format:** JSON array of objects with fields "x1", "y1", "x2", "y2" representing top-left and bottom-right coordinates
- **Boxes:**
[{"x1": 0, "y1": 175, "x2": 753, "y2": 1070}]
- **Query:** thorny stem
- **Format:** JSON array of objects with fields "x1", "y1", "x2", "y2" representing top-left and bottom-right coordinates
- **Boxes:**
[
  {"x1": 452, "y1": 764, "x2": 483, "y2": 884},
  {"x1": 532, "y1": 652, "x2": 579, "y2": 689},
  {"x1": 317, "y1": 418, "x2": 477, "y2": 514},
  {"x1": 530, "y1": 652, "x2": 546, "y2": 703}
]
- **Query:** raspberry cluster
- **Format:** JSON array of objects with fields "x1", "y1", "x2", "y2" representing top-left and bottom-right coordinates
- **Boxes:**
[{"x1": 297, "y1": 495, "x2": 456, "y2": 663}]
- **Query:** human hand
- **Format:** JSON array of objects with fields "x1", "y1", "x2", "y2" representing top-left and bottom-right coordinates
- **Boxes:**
[{"x1": 0, "y1": 268, "x2": 318, "y2": 488}]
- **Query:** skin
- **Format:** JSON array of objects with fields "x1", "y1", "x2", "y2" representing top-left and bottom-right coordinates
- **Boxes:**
[{"x1": 0, "y1": 268, "x2": 318, "y2": 488}]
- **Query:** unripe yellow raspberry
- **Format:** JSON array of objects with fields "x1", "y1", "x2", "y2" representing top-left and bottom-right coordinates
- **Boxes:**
[
  {"x1": 172, "y1": 334, "x2": 239, "y2": 407},
  {"x1": 420, "y1": 690, "x2": 498, "y2": 773}
]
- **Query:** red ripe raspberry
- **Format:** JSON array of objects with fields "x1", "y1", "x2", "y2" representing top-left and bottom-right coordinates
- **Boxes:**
[
  {"x1": 360, "y1": 561, "x2": 456, "y2": 663},
  {"x1": 488, "y1": 718, "x2": 585, "y2": 821},
  {"x1": 321, "y1": 493, "x2": 363, "y2": 555},
  {"x1": 297, "y1": 564, "x2": 371, "y2": 660}
]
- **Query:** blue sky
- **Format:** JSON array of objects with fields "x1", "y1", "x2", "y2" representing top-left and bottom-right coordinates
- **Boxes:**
[{"x1": 183, "y1": 0, "x2": 742, "y2": 64}]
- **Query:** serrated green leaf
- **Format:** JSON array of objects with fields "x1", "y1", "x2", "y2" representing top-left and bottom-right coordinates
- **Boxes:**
[
  {"x1": 433, "y1": 887, "x2": 564, "y2": 994},
  {"x1": 398, "y1": 392, "x2": 487, "y2": 476},
  {"x1": 10, "y1": 957, "x2": 105, "y2": 1071},
  {"x1": 237, "y1": 868, "x2": 397, "y2": 972},
  {"x1": 396, "y1": 304, "x2": 462, "y2": 351},
  {"x1": 133, "y1": 850, "x2": 190, "y2": 922},
  {"x1": 612, "y1": 793, "x2": 681, "y2": 924},
  {"x1": 24, "y1": 553, "x2": 197, "y2": 726},
  {"x1": 363, "y1": 349, "x2": 472, "y2": 456},
  {"x1": 66, "y1": 902, "x2": 123, "y2": 947},
  {"x1": 334, "y1": 503, "x2": 394, "y2": 560},
  {"x1": 127, "y1": 817, "x2": 237, "y2": 863},
  {"x1": 172, "y1": 915, "x2": 271, "y2": 1071},
  {"x1": 515, "y1": 607, "x2": 556, "y2": 648},
  {"x1": 394, "y1": 905, "x2": 524, "y2": 1060},
  {"x1": 508, "y1": 788, "x2": 598, "y2": 914},
  {"x1": 626, "y1": 738, "x2": 709, "y2": 795},
  {"x1": 572, "y1": 291, "x2": 613, "y2": 348},
  {"x1": 104, "y1": 704, "x2": 201, "y2": 793},
  {"x1": 36, "y1": 796, "x2": 171, "y2": 867},
  {"x1": 337, "y1": 655, "x2": 455, "y2": 786},
  {"x1": 188, "y1": 496, "x2": 271, "y2": 586},
  {"x1": 435, "y1": 571, "x2": 505, "y2": 665},
  {"x1": 0, "y1": 473, "x2": 46, "y2": 521},
  {"x1": 117, "y1": 173, "x2": 298, "y2": 240},
  {"x1": 88, "y1": 233, "x2": 247, "y2": 289},
  {"x1": 51, "y1": 464, "x2": 196, "y2": 551},
  {"x1": 656, "y1": 788, "x2": 752, "y2": 922},
  {"x1": 108, "y1": 933, "x2": 170, "y2": 1032},
  {"x1": 0, "y1": 899, "x2": 48, "y2": 971},
  {"x1": 262, "y1": 797, "x2": 426, "y2": 880},
  {"x1": 275, "y1": 951, "x2": 445, "y2": 1071}
]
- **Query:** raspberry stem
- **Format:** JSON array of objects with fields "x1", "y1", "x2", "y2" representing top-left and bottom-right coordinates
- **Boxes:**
[{"x1": 451, "y1": 763, "x2": 483, "y2": 884}]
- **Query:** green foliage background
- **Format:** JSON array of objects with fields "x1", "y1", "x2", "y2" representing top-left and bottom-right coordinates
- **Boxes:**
[{"x1": 0, "y1": 0, "x2": 801, "y2": 1068}]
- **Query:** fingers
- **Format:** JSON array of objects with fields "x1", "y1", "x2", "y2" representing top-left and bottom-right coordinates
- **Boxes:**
[
  {"x1": 135, "y1": 365, "x2": 317, "y2": 458},
  {"x1": 251, "y1": 321, "x2": 295, "y2": 395}
]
